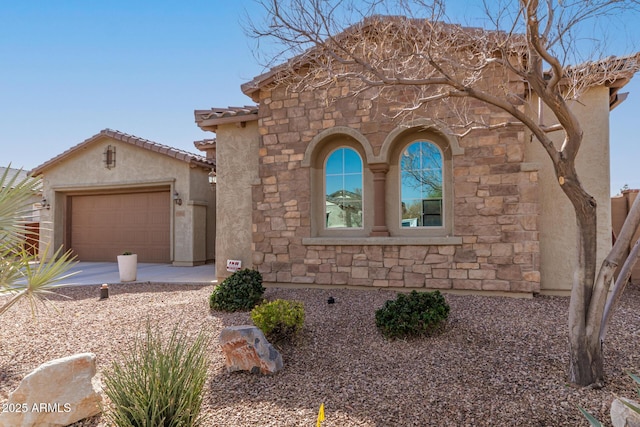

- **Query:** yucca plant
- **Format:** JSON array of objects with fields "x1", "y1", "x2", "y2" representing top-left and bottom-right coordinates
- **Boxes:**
[
  {"x1": 0, "y1": 165, "x2": 77, "y2": 317},
  {"x1": 103, "y1": 321, "x2": 210, "y2": 427}
]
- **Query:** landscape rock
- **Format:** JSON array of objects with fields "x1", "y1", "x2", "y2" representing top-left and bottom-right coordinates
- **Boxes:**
[
  {"x1": 611, "y1": 397, "x2": 640, "y2": 427},
  {"x1": 0, "y1": 353, "x2": 102, "y2": 427},
  {"x1": 219, "y1": 325, "x2": 283, "y2": 374}
]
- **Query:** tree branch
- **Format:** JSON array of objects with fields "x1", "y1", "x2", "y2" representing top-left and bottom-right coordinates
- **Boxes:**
[{"x1": 593, "y1": 192, "x2": 640, "y2": 340}]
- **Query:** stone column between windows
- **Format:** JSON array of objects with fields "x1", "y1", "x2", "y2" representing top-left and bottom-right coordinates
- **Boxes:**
[{"x1": 369, "y1": 163, "x2": 389, "y2": 237}]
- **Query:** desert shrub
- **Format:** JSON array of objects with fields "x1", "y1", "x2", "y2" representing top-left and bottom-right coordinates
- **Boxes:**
[
  {"x1": 375, "y1": 290, "x2": 450, "y2": 339},
  {"x1": 251, "y1": 299, "x2": 305, "y2": 342},
  {"x1": 103, "y1": 322, "x2": 210, "y2": 427},
  {"x1": 209, "y1": 268, "x2": 265, "y2": 312}
]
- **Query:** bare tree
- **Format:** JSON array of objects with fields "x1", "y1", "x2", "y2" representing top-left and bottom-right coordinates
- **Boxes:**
[{"x1": 247, "y1": 0, "x2": 640, "y2": 386}]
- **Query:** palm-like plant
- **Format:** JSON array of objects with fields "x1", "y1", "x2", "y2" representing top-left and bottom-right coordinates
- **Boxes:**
[{"x1": 0, "y1": 165, "x2": 77, "y2": 316}]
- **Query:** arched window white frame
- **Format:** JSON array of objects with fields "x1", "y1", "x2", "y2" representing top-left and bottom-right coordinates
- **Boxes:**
[
  {"x1": 400, "y1": 141, "x2": 444, "y2": 228},
  {"x1": 324, "y1": 147, "x2": 363, "y2": 229}
]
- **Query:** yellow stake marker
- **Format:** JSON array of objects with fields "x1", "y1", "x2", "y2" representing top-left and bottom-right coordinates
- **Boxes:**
[{"x1": 316, "y1": 403, "x2": 325, "y2": 427}]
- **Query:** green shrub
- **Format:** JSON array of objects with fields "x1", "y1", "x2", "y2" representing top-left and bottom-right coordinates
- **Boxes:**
[
  {"x1": 251, "y1": 299, "x2": 305, "y2": 343},
  {"x1": 103, "y1": 322, "x2": 210, "y2": 427},
  {"x1": 375, "y1": 290, "x2": 450, "y2": 339},
  {"x1": 209, "y1": 268, "x2": 265, "y2": 312}
]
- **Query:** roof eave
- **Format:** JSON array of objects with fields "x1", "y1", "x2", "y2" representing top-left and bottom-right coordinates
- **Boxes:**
[
  {"x1": 241, "y1": 69, "x2": 279, "y2": 102},
  {"x1": 194, "y1": 108, "x2": 259, "y2": 132},
  {"x1": 30, "y1": 133, "x2": 108, "y2": 176},
  {"x1": 187, "y1": 158, "x2": 216, "y2": 170},
  {"x1": 197, "y1": 115, "x2": 258, "y2": 130},
  {"x1": 193, "y1": 139, "x2": 216, "y2": 151},
  {"x1": 610, "y1": 90, "x2": 629, "y2": 111}
]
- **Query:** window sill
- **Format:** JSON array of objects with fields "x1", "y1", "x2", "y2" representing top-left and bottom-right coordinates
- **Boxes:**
[{"x1": 302, "y1": 236, "x2": 463, "y2": 246}]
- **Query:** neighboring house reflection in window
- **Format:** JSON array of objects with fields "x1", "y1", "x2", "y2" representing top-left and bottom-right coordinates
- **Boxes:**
[
  {"x1": 325, "y1": 147, "x2": 363, "y2": 228},
  {"x1": 400, "y1": 141, "x2": 443, "y2": 228}
]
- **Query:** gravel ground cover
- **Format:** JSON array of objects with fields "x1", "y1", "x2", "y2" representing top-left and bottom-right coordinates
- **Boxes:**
[{"x1": 1, "y1": 283, "x2": 639, "y2": 426}]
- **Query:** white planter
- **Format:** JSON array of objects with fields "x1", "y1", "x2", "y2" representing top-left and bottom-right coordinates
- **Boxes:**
[{"x1": 117, "y1": 254, "x2": 138, "y2": 282}]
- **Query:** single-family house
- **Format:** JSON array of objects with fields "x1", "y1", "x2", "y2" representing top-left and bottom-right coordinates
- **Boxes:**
[
  {"x1": 31, "y1": 129, "x2": 216, "y2": 266},
  {"x1": 1, "y1": 166, "x2": 42, "y2": 256},
  {"x1": 195, "y1": 18, "x2": 638, "y2": 296}
]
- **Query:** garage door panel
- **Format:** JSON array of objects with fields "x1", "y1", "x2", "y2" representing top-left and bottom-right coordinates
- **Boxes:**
[
  {"x1": 148, "y1": 213, "x2": 167, "y2": 225},
  {"x1": 71, "y1": 191, "x2": 170, "y2": 262},
  {"x1": 148, "y1": 233, "x2": 166, "y2": 245}
]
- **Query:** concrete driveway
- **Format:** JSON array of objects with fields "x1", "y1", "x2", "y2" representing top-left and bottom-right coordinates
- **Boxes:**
[{"x1": 57, "y1": 262, "x2": 217, "y2": 286}]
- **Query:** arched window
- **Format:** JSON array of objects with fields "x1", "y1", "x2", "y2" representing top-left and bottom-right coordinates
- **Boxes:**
[
  {"x1": 400, "y1": 141, "x2": 443, "y2": 228},
  {"x1": 325, "y1": 147, "x2": 363, "y2": 229}
]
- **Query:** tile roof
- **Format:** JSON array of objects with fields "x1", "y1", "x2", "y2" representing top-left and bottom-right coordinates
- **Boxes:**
[
  {"x1": 0, "y1": 166, "x2": 33, "y2": 188},
  {"x1": 194, "y1": 106, "x2": 259, "y2": 131},
  {"x1": 1, "y1": 166, "x2": 29, "y2": 181},
  {"x1": 240, "y1": 15, "x2": 639, "y2": 108},
  {"x1": 193, "y1": 138, "x2": 216, "y2": 165},
  {"x1": 239, "y1": 17, "x2": 499, "y2": 101},
  {"x1": 562, "y1": 52, "x2": 640, "y2": 110},
  {"x1": 193, "y1": 138, "x2": 216, "y2": 150},
  {"x1": 31, "y1": 129, "x2": 215, "y2": 176}
]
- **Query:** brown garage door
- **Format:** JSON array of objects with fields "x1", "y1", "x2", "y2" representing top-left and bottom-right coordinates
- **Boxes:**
[{"x1": 70, "y1": 191, "x2": 170, "y2": 262}]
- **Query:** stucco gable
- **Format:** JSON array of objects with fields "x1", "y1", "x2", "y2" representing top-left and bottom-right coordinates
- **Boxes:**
[{"x1": 30, "y1": 129, "x2": 215, "y2": 176}]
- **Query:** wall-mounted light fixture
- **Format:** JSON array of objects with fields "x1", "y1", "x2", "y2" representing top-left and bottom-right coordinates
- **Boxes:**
[
  {"x1": 208, "y1": 172, "x2": 217, "y2": 185},
  {"x1": 103, "y1": 145, "x2": 116, "y2": 169},
  {"x1": 41, "y1": 197, "x2": 50, "y2": 210},
  {"x1": 173, "y1": 191, "x2": 182, "y2": 206}
]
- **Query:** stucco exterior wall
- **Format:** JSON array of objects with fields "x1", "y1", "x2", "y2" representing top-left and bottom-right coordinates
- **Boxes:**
[
  {"x1": 186, "y1": 168, "x2": 216, "y2": 265},
  {"x1": 214, "y1": 121, "x2": 260, "y2": 281},
  {"x1": 37, "y1": 135, "x2": 214, "y2": 266},
  {"x1": 523, "y1": 86, "x2": 612, "y2": 295}
]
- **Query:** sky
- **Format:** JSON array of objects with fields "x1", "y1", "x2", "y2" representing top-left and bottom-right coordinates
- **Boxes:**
[{"x1": 0, "y1": 1, "x2": 638, "y2": 195}]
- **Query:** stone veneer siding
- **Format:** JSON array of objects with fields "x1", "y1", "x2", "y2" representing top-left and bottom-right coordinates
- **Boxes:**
[{"x1": 251, "y1": 82, "x2": 541, "y2": 295}]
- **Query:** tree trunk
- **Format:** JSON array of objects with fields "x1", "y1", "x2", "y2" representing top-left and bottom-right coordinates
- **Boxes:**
[
  {"x1": 568, "y1": 331, "x2": 604, "y2": 386},
  {"x1": 562, "y1": 173, "x2": 603, "y2": 386},
  {"x1": 567, "y1": 178, "x2": 640, "y2": 385},
  {"x1": 567, "y1": 210, "x2": 604, "y2": 386}
]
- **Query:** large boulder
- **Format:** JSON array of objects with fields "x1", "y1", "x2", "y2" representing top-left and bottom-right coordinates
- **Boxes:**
[
  {"x1": 0, "y1": 353, "x2": 102, "y2": 427},
  {"x1": 611, "y1": 398, "x2": 640, "y2": 427},
  {"x1": 219, "y1": 325, "x2": 283, "y2": 375}
]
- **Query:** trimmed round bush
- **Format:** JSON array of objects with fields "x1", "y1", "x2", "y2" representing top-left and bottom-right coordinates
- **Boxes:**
[
  {"x1": 251, "y1": 299, "x2": 305, "y2": 343},
  {"x1": 375, "y1": 290, "x2": 450, "y2": 339},
  {"x1": 209, "y1": 268, "x2": 265, "y2": 312}
]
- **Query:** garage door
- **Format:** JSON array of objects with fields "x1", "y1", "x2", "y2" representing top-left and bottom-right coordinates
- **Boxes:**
[{"x1": 70, "y1": 191, "x2": 170, "y2": 262}]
